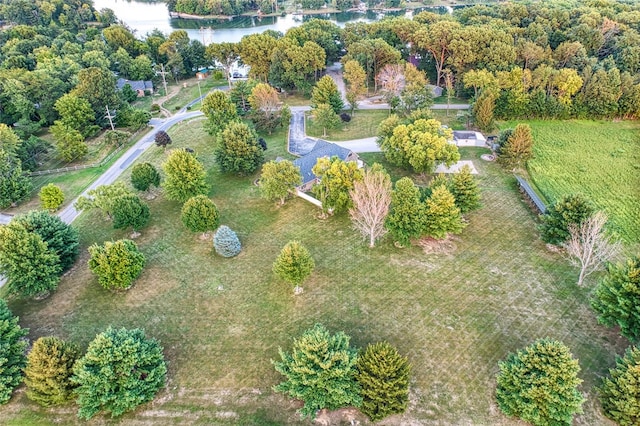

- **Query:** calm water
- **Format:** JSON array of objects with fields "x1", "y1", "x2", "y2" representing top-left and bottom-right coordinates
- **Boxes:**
[{"x1": 92, "y1": 0, "x2": 447, "y2": 43}]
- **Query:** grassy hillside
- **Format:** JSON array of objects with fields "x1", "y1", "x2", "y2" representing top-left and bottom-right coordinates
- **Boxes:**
[
  {"x1": 1, "y1": 120, "x2": 626, "y2": 425},
  {"x1": 507, "y1": 120, "x2": 639, "y2": 244}
]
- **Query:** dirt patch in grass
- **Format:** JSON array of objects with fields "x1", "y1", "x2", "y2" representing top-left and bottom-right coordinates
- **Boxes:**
[{"x1": 416, "y1": 235, "x2": 460, "y2": 255}]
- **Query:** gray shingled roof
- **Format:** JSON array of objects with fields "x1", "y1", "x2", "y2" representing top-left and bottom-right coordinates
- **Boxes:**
[
  {"x1": 292, "y1": 140, "x2": 354, "y2": 185},
  {"x1": 116, "y1": 78, "x2": 153, "y2": 92}
]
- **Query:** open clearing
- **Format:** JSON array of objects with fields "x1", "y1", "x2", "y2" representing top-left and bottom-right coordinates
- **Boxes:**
[
  {"x1": 1, "y1": 120, "x2": 628, "y2": 425},
  {"x1": 505, "y1": 119, "x2": 640, "y2": 244}
]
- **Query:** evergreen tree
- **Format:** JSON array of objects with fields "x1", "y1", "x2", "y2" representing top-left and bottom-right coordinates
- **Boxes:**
[
  {"x1": 273, "y1": 324, "x2": 361, "y2": 419},
  {"x1": 496, "y1": 339, "x2": 584, "y2": 426},
  {"x1": 111, "y1": 194, "x2": 150, "y2": 232},
  {"x1": 311, "y1": 75, "x2": 344, "y2": 114},
  {"x1": 39, "y1": 183, "x2": 64, "y2": 212},
  {"x1": 0, "y1": 299, "x2": 28, "y2": 404},
  {"x1": 385, "y1": 177, "x2": 426, "y2": 246},
  {"x1": 162, "y1": 149, "x2": 209, "y2": 203},
  {"x1": 312, "y1": 103, "x2": 342, "y2": 137},
  {"x1": 130, "y1": 162, "x2": 160, "y2": 192},
  {"x1": 272, "y1": 241, "x2": 315, "y2": 294},
  {"x1": 0, "y1": 223, "x2": 61, "y2": 298},
  {"x1": 472, "y1": 91, "x2": 497, "y2": 132},
  {"x1": 215, "y1": 121, "x2": 263, "y2": 174},
  {"x1": 154, "y1": 130, "x2": 172, "y2": 149},
  {"x1": 258, "y1": 160, "x2": 302, "y2": 205},
  {"x1": 498, "y1": 123, "x2": 534, "y2": 169},
  {"x1": 24, "y1": 337, "x2": 80, "y2": 406},
  {"x1": 72, "y1": 327, "x2": 167, "y2": 419},
  {"x1": 181, "y1": 195, "x2": 220, "y2": 235},
  {"x1": 591, "y1": 256, "x2": 640, "y2": 342},
  {"x1": 88, "y1": 239, "x2": 145, "y2": 291},
  {"x1": 599, "y1": 346, "x2": 640, "y2": 425},
  {"x1": 424, "y1": 185, "x2": 465, "y2": 239},
  {"x1": 213, "y1": 225, "x2": 242, "y2": 258},
  {"x1": 540, "y1": 194, "x2": 595, "y2": 245},
  {"x1": 356, "y1": 342, "x2": 411, "y2": 422},
  {"x1": 0, "y1": 148, "x2": 32, "y2": 209},
  {"x1": 450, "y1": 165, "x2": 481, "y2": 213},
  {"x1": 13, "y1": 210, "x2": 79, "y2": 272}
]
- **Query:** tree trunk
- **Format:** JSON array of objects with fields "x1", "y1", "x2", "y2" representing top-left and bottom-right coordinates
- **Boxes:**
[
  {"x1": 369, "y1": 232, "x2": 375, "y2": 248},
  {"x1": 577, "y1": 267, "x2": 586, "y2": 287}
]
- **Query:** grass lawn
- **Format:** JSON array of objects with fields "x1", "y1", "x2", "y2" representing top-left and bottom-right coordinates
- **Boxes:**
[
  {"x1": 502, "y1": 120, "x2": 640, "y2": 244},
  {"x1": 0, "y1": 119, "x2": 627, "y2": 425},
  {"x1": 163, "y1": 77, "x2": 228, "y2": 112}
]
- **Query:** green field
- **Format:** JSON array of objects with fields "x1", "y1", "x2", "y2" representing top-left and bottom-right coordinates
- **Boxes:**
[
  {"x1": 0, "y1": 120, "x2": 627, "y2": 425},
  {"x1": 506, "y1": 120, "x2": 640, "y2": 244}
]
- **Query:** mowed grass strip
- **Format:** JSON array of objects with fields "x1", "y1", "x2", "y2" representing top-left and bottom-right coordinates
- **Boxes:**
[
  {"x1": 2, "y1": 121, "x2": 626, "y2": 425},
  {"x1": 505, "y1": 119, "x2": 640, "y2": 243}
]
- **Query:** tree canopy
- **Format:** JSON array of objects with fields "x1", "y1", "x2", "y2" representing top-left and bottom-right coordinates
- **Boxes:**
[
  {"x1": 0, "y1": 299, "x2": 28, "y2": 404},
  {"x1": 88, "y1": 239, "x2": 146, "y2": 291},
  {"x1": 162, "y1": 149, "x2": 209, "y2": 203}
]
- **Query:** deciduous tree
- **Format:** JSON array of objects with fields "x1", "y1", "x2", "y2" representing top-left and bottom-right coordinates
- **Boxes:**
[
  {"x1": 72, "y1": 327, "x2": 166, "y2": 419},
  {"x1": 130, "y1": 162, "x2": 160, "y2": 192},
  {"x1": 385, "y1": 177, "x2": 426, "y2": 246},
  {"x1": 213, "y1": 225, "x2": 241, "y2": 258},
  {"x1": 205, "y1": 42, "x2": 238, "y2": 87},
  {"x1": 154, "y1": 130, "x2": 172, "y2": 149},
  {"x1": 75, "y1": 182, "x2": 134, "y2": 219},
  {"x1": 356, "y1": 342, "x2": 410, "y2": 422},
  {"x1": 599, "y1": 346, "x2": 640, "y2": 425},
  {"x1": 343, "y1": 60, "x2": 367, "y2": 114},
  {"x1": 312, "y1": 156, "x2": 364, "y2": 214},
  {"x1": 53, "y1": 93, "x2": 98, "y2": 138},
  {"x1": 215, "y1": 121, "x2": 263, "y2": 174},
  {"x1": 272, "y1": 241, "x2": 315, "y2": 294},
  {"x1": 259, "y1": 160, "x2": 301, "y2": 205},
  {"x1": 311, "y1": 75, "x2": 344, "y2": 114},
  {"x1": 88, "y1": 239, "x2": 145, "y2": 291},
  {"x1": 248, "y1": 83, "x2": 285, "y2": 134},
  {"x1": 202, "y1": 90, "x2": 238, "y2": 135},
  {"x1": 39, "y1": 183, "x2": 64, "y2": 212},
  {"x1": 312, "y1": 103, "x2": 341, "y2": 137},
  {"x1": 0, "y1": 148, "x2": 32, "y2": 208},
  {"x1": 162, "y1": 149, "x2": 209, "y2": 202},
  {"x1": 181, "y1": 195, "x2": 220, "y2": 236},
  {"x1": 349, "y1": 164, "x2": 392, "y2": 248},
  {"x1": 273, "y1": 324, "x2": 361, "y2": 418},
  {"x1": 0, "y1": 123, "x2": 21, "y2": 155},
  {"x1": 592, "y1": 256, "x2": 640, "y2": 342},
  {"x1": 111, "y1": 194, "x2": 150, "y2": 232},
  {"x1": 0, "y1": 299, "x2": 28, "y2": 404},
  {"x1": 496, "y1": 339, "x2": 584, "y2": 426},
  {"x1": 50, "y1": 124, "x2": 87, "y2": 162},
  {"x1": 564, "y1": 211, "x2": 620, "y2": 287},
  {"x1": 24, "y1": 337, "x2": 79, "y2": 407}
]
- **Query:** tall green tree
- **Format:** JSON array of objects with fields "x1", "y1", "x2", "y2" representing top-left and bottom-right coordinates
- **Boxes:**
[
  {"x1": 72, "y1": 67, "x2": 120, "y2": 123},
  {"x1": 472, "y1": 91, "x2": 497, "y2": 133},
  {"x1": 272, "y1": 241, "x2": 315, "y2": 294},
  {"x1": 0, "y1": 123, "x2": 21, "y2": 155},
  {"x1": 539, "y1": 194, "x2": 595, "y2": 245},
  {"x1": 450, "y1": 165, "x2": 481, "y2": 213},
  {"x1": 311, "y1": 75, "x2": 344, "y2": 114},
  {"x1": 343, "y1": 59, "x2": 367, "y2": 115},
  {"x1": 72, "y1": 327, "x2": 167, "y2": 419},
  {"x1": 181, "y1": 195, "x2": 220, "y2": 236},
  {"x1": 258, "y1": 160, "x2": 301, "y2": 205},
  {"x1": 24, "y1": 337, "x2": 79, "y2": 407},
  {"x1": 0, "y1": 299, "x2": 28, "y2": 404},
  {"x1": 0, "y1": 223, "x2": 61, "y2": 298},
  {"x1": 498, "y1": 123, "x2": 534, "y2": 169},
  {"x1": 248, "y1": 83, "x2": 286, "y2": 134},
  {"x1": 424, "y1": 185, "x2": 465, "y2": 239},
  {"x1": 75, "y1": 182, "x2": 134, "y2": 219},
  {"x1": 0, "y1": 148, "x2": 32, "y2": 209},
  {"x1": 312, "y1": 156, "x2": 364, "y2": 214},
  {"x1": 162, "y1": 150, "x2": 209, "y2": 203},
  {"x1": 312, "y1": 103, "x2": 342, "y2": 138},
  {"x1": 111, "y1": 194, "x2": 150, "y2": 232},
  {"x1": 496, "y1": 339, "x2": 584, "y2": 426},
  {"x1": 599, "y1": 346, "x2": 640, "y2": 425},
  {"x1": 53, "y1": 93, "x2": 98, "y2": 138},
  {"x1": 130, "y1": 162, "x2": 161, "y2": 192},
  {"x1": 39, "y1": 183, "x2": 64, "y2": 212},
  {"x1": 385, "y1": 177, "x2": 426, "y2": 246},
  {"x1": 356, "y1": 342, "x2": 410, "y2": 422},
  {"x1": 201, "y1": 90, "x2": 238, "y2": 135},
  {"x1": 238, "y1": 33, "x2": 278, "y2": 82},
  {"x1": 88, "y1": 239, "x2": 145, "y2": 291},
  {"x1": 50, "y1": 124, "x2": 88, "y2": 163},
  {"x1": 273, "y1": 324, "x2": 361, "y2": 418},
  {"x1": 12, "y1": 210, "x2": 79, "y2": 272},
  {"x1": 214, "y1": 121, "x2": 263, "y2": 175},
  {"x1": 205, "y1": 42, "x2": 239, "y2": 88},
  {"x1": 591, "y1": 256, "x2": 640, "y2": 342}
]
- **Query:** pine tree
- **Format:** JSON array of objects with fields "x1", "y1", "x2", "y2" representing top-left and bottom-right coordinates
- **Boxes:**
[
  {"x1": 88, "y1": 239, "x2": 145, "y2": 291},
  {"x1": 162, "y1": 149, "x2": 209, "y2": 203},
  {"x1": 130, "y1": 162, "x2": 160, "y2": 192},
  {"x1": 111, "y1": 194, "x2": 150, "y2": 232},
  {"x1": 213, "y1": 225, "x2": 242, "y2": 257},
  {"x1": 385, "y1": 177, "x2": 426, "y2": 246},
  {"x1": 311, "y1": 75, "x2": 344, "y2": 114},
  {"x1": 496, "y1": 339, "x2": 584, "y2": 426},
  {"x1": 214, "y1": 121, "x2": 264, "y2": 175},
  {"x1": 450, "y1": 165, "x2": 480, "y2": 213},
  {"x1": 498, "y1": 123, "x2": 534, "y2": 169},
  {"x1": 424, "y1": 186, "x2": 465, "y2": 239},
  {"x1": 181, "y1": 195, "x2": 220, "y2": 236},
  {"x1": 540, "y1": 194, "x2": 595, "y2": 245},
  {"x1": 599, "y1": 346, "x2": 640, "y2": 425},
  {"x1": 273, "y1": 324, "x2": 361, "y2": 419},
  {"x1": 72, "y1": 327, "x2": 167, "y2": 419},
  {"x1": 24, "y1": 337, "x2": 80, "y2": 406},
  {"x1": 356, "y1": 342, "x2": 411, "y2": 422},
  {"x1": 272, "y1": 241, "x2": 315, "y2": 294},
  {"x1": 0, "y1": 299, "x2": 28, "y2": 404}
]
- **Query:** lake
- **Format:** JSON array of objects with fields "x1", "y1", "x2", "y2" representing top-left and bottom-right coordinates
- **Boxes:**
[{"x1": 92, "y1": 0, "x2": 448, "y2": 43}]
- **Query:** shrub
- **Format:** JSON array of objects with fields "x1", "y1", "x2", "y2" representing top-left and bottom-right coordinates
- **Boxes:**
[
  {"x1": 181, "y1": 195, "x2": 220, "y2": 235},
  {"x1": 154, "y1": 130, "x2": 172, "y2": 148},
  {"x1": 0, "y1": 299, "x2": 28, "y2": 404},
  {"x1": 213, "y1": 225, "x2": 241, "y2": 257},
  {"x1": 88, "y1": 239, "x2": 145, "y2": 290},
  {"x1": 72, "y1": 327, "x2": 167, "y2": 419},
  {"x1": 150, "y1": 103, "x2": 160, "y2": 112},
  {"x1": 111, "y1": 194, "x2": 150, "y2": 232},
  {"x1": 131, "y1": 162, "x2": 161, "y2": 192},
  {"x1": 24, "y1": 337, "x2": 79, "y2": 406},
  {"x1": 340, "y1": 112, "x2": 351, "y2": 122},
  {"x1": 39, "y1": 183, "x2": 64, "y2": 212},
  {"x1": 599, "y1": 346, "x2": 640, "y2": 425}
]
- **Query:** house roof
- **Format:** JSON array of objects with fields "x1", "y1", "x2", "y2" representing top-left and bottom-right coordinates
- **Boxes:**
[
  {"x1": 116, "y1": 78, "x2": 153, "y2": 92},
  {"x1": 292, "y1": 140, "x2": 354, "y2": 185}
]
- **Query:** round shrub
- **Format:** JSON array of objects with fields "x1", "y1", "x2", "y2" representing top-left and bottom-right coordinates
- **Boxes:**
[
  {"x1": 150, "y1": 103, "x2": 160, "y2": 112},
  {"x1": 213, "y1": 225, "x2": 241, "y2": 257},
  {"x1": 340, "y1": 112, "x2": 351, "y2": 122}
]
